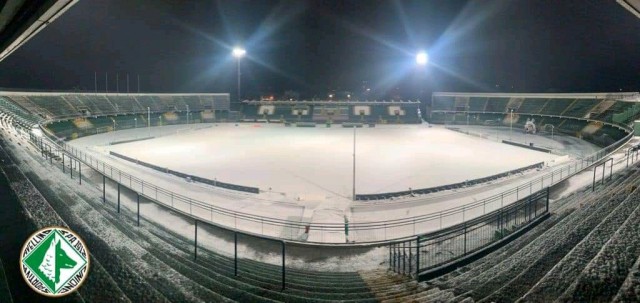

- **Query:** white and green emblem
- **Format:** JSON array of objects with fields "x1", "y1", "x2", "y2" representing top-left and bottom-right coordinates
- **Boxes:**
[{"x1": 20, "y1": 227, "x2": 89, "y2": 297}]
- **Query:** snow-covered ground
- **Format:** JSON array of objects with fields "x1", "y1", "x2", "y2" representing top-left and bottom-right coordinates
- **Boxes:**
[
  {"x1": 76, "y1": 124, "x2": 561, "y2": 197},
  {"x1": 59, "y1": 123, "x2": 606, "y2": 242},
  {"x1": 2, "y1": 114, "x2": 638, "y2": 272}
]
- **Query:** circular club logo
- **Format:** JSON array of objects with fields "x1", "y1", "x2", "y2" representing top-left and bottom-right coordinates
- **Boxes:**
[{"x1": 20, "y1": 227, "x2": 90, "y2": 297}]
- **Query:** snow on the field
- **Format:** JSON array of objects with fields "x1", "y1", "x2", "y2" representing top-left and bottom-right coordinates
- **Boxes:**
[
  {"x1": 99, "y1": 124, "x2": 559, "y2": 197},
  {"x1": 65, "y1": 123, "x2": 604, "y2": 242}
]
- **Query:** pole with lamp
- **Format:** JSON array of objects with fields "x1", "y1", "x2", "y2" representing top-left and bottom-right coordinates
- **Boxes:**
[
  {"x1": 352, "y1": 125, "x2": 356, "y2": 201},
  {"x1": 509, "y1": 108, "x2": 514, "y2": 140},
  {"x1": 147, "y1": 107, "x2": 151, "y2": 137},
  {"x1": 232, "y1": 47, "x2": 246, "y2": 106}
]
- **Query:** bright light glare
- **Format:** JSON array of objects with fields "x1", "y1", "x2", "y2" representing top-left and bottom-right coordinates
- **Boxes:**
[
  {"x1": 232, "y1": 47, "x2": 246, "y2": 58},
  {"x1": 416, "y1": 51, "x2": 428, "y2": 65}
]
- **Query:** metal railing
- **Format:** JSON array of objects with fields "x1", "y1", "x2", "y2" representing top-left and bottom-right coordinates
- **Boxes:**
[{"x1": 390, "y1": 188, "x2": 549, "y2": 278}]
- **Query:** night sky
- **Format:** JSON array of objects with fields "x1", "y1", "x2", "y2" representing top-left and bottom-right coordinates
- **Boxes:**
[{"x1": 0, "y1": 0, "x2": 638, "y2": 100}]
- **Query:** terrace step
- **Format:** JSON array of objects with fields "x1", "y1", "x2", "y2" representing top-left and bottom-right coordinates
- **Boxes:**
[
  {"x1": 433, "y1": 170, "x2": 639, "y2": 302},
  {"x1": 613, "y1": 254, "x2": 640, "y2": 302},
  {"x1": 559, "y1": 188, "x2": 640, "y2": 302},
  {"x1": 520, "y1": 183, "x2": 640, "y2": 301}
]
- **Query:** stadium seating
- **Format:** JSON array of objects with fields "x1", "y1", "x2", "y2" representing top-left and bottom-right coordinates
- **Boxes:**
[
  {"x1": 107, "y1": 95, "x2": 143, "y2": 113},
  {"x1": 135, "y1": 95, "x2": 163, "y2": 112},
  {"x1": 432, "y1": 96, "x2": 455, "y2": 111},
  {"x1": 484, "y1": 97, "x2": 509, "y2": 112},
  {"x1": 562, "y1": 99, "x2": 599, "y2": 118},
  {"x1": 467, "y1": 96, "x2": 487, "y2": 112},
  {"x1": 10, "y1": 120, "x2": 640, "y2": 302},
  {"x1": 375, "y1": 169, "x2": 640, "y2": 302},
  {"x1": 516, "y1": 98, "x2": 544, "y2": 114},
  {"x1": 27, "y1": 95, "x2": 79, "y2": 117},
  {"x1": 597, "y1": 101, "x2": 635, "y2": 123}
]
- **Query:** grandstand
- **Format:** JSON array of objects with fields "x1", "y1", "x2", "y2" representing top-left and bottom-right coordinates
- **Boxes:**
[
  {"x1": 241, "y1": 100, "x2": 422, "y2": 125},
  {"x1": 1, "y1": 90, "x2": 640, "y2": 302}
]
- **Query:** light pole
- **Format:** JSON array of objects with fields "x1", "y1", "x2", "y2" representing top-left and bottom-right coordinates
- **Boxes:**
[
  {"x1": 466, "y1": 105, "x2": 470, "y2": 128},
  {"x1": 509, "y1": 108, "x2": 514, "y2": 140},
  {"x1": 352, "y1": 125, "x2": 356, "y2": 201},
  {"x1": 232, "y1": 47, "x2": 246, "y2": 105},
  {"x1": 147, "y1": 107, "x2": 150, "y2": 137}
]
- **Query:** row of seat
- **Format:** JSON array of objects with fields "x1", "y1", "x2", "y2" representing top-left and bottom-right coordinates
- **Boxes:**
[
  {"x1": 242, "y1": 104, "x2": 421, "y2": 124},
  {"x1": 2, "y1": 94, "x2": 229, "y2": 120},
  {"x1": 431, "y1": 96, "x2": 638, "y2": 124},
  {"x1": 406, "y1": 167, "x2": 640, "y2": 302}
]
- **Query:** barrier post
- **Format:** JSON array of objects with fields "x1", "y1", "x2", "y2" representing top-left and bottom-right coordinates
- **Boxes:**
[
  {"x1": 408, "y1": 240, "x2": 412, "y2": 275},
  {"x1": 609, "y1": 158, "x2": 613, "y2": 181},
  {"x1": 103, "y1": 175, "x2": 106, "y2": 203},
  {"x1": 463, "y1": 223, "x2": 467, "y2": 254},
  {"x1": 281, "y1": 241, "x2": 286, "y2": 291},
  {"x1": 592, "y1": 165, "x2": 597, "y2": 192},
  {"x1": 546, "y1": 187, "x2": 550, "y2": 212},
  {"x1": 137, "y1": 193, "x2": 140, "y2": 227},
  {"x1": 62, "y1": 154, "x2": 65, "y2": 173},
  {"x1": 234, "y1": 232, "x2": 238, "y2": 276},
  {"x1": 194, "y1": 220, "x2": 198, "y2": 261},
  {"x1": 117, "y1": 183, "x2": 120, "y2": 213},
  {"x1": 392, "y1": 244, "x2": 396, "y2": 272},
  {"x1": 415, "y1": 236, "x2": 420, "y2": 280},
  {"x1": 79, "y1": 162, "x2": 82, "y2": 185},
  {"x1": 402, "y1": 242, "x2": 406, "y2": 274}
]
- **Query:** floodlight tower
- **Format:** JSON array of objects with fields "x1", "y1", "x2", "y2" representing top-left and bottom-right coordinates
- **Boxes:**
[{"x1": 232, "y1": 47, "x2": 246, "y2": 104}]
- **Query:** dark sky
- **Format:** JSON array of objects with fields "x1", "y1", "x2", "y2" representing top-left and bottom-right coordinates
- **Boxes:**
[{"x1": 0, "y1": 0, "x2": 639, "y2": 99}]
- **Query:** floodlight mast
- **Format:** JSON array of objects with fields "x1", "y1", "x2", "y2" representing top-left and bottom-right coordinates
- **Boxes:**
[{"x1": 232, "y1": 47, "x2": 246, "y2": 105}]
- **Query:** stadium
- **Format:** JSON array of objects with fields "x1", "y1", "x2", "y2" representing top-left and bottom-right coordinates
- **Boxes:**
[{"x1": 2, "y1": 1, "x2": 640, "y2": 303}]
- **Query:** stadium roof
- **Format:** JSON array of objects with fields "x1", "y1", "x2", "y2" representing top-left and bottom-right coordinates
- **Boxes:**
[
  {"x1": 433, "y1": 92, "x2": 640, "y2": 101},
  {"x1": 0, "y1": 0, "x2": 77, "y2": 63},
  {"x1": 617, "y1": 0, "x2": 640, "y2": 19}
]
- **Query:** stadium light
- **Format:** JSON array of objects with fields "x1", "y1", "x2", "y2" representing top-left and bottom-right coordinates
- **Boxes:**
[
  {"x1": 416, "y1": 51, "x2": 428, "y2": 66},
  {"x1": 232, "y1": 47, "x2": 246, "y2": 104},
  {"x1": 232, "y1": 47, "x2": 246, "y2": 58}
]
